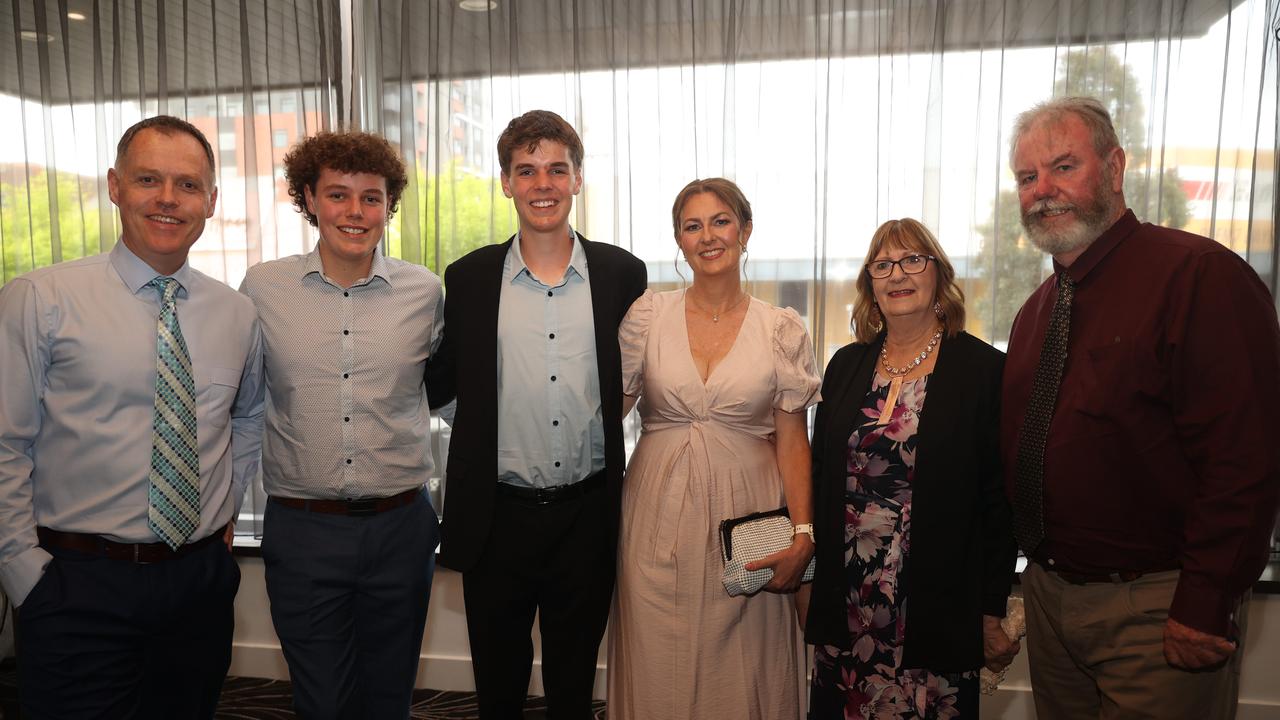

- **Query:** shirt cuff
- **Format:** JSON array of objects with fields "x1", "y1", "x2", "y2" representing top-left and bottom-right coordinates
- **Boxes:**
[
  {"x1": 1, "y1": 545, "x2": 53, "y2": 607},
  {"x1": 1169, "y1": 572, "x2": 1238, "y2": 638}
]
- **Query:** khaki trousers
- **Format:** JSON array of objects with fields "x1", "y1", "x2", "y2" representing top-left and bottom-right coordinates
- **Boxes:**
[{"x1": 1021, "y1": 562, "x2": 1245, "y2": 720}]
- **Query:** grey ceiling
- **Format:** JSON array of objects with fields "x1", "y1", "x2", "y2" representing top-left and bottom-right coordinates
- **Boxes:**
[{"x1": 2, "y1": 0, "x2": 1242, "y2": 105}]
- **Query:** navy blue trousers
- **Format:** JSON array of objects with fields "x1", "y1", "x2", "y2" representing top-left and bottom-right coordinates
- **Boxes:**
[
  {"x1": 16, "y1": 536, "x2": 239, "y2": 720},
  {"x1": 262, "y1": 491, "x2": 439, "y2": 720}
]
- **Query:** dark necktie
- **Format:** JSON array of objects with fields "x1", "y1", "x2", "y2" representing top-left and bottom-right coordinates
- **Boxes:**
[{"x1": 1012, "y1": 271, "x2": 1074, "y2": 556}]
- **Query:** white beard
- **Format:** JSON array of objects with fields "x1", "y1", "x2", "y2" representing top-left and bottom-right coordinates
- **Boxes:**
[{"x1": 1021, "y1": 191, "x2": 1121, "y2": 257}]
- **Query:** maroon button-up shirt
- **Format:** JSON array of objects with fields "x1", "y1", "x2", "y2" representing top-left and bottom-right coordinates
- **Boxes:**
[{"x1": 1002, "y1": 209, "x2": 1280, "y2": 636}]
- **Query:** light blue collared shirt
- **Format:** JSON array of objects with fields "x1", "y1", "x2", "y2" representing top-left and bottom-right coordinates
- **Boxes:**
[
  {"x1": 240, "y1": 248, "x2": 444, "y2": 500},
  {"x1": 495, "y1": 230, "x2": 605, "y2": 488},
  {"x1": 0, "y1": 240, "x2": 265, "y2": 605}
]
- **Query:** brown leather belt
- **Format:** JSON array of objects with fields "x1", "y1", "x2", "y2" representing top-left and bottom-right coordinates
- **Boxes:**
[
  {"x1": 1053, "y1": 569, "x2": 1147, "y2": 585},
  {"x1": 37, "y1": 526, "x2": 222, "y2": 564},
  {"x1": 269, "y1": 487, "x2": 421, "y2": 517},
  {"x1": 495, "y1": 471, "x2": 606, "y2": 506}
]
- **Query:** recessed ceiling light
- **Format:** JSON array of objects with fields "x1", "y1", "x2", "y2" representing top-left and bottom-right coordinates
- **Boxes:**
[
  {"x1": 67, "y1": 12, "x2": 87, "y2": 21},
  {"x1": 20, "y1": 30, "x2": 56, "y2": 42},
  {"x1": 459, "y1": 0, "x2": 496, "y2": 11}
]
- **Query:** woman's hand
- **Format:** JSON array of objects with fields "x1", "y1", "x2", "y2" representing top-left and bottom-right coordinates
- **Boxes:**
[
  {"x1": 746, "y1": 534, "x2": 814, "y2": 593},
  {"x1": 983, "y1": 614, "x2": 1021, "y2": 671}
]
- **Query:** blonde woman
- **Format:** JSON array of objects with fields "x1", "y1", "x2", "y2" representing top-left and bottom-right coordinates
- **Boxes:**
[{"x1": 606, "y1": 178, "x2": 820, "y2": 719}]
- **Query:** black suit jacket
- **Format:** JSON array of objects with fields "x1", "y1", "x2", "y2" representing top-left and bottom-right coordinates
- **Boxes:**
[
  {"x1": 803, "y1": 331, "x2": 1017, "y2": 672},
  {"x1": 425, "y1": 233, "x2": 648, "y2": 572}
]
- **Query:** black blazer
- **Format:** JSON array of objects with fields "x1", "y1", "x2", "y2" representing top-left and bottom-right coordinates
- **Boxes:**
[
  {"x1": 803, "y1": 331, "x2": 1017, "y2": 672},
  {"x1": 425, "y1": 233, "x2": 648, "y2": 572}
]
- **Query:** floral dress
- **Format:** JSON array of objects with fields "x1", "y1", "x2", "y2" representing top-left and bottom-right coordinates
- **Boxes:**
[{"x1": 809, "y1": 372, "x2": 977, "y2": 720}]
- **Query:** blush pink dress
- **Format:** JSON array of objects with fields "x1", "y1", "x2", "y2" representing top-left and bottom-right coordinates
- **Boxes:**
[{"x1": 605, "y1": 289, "x2": 821, "y2": 720}]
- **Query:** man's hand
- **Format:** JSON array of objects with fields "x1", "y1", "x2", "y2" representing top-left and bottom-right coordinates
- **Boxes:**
[
  {"x1": 222, "y1": 521, "x2": 236, "y2": 551},
  {"x1": 746, "y1": 535, "x2": 814, "y2": 593},
  {"x1": 1163, "y1": 617, "x2": 1236, "y2": 670},
  {"x1": 982, "y1": 614, "x2": 1020, "y2": 671}
]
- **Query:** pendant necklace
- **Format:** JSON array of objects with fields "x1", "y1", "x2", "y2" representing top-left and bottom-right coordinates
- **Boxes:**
[{"x1": 688, "y1": 290, "x2": 747, "y2": 323}]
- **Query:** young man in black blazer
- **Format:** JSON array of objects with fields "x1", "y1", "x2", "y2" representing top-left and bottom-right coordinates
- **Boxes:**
[{"x1": 427, "y1": 110, "x2": 647, "y2": 718}]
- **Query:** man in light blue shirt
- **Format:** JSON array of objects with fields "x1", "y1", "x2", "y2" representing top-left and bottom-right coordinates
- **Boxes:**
[
  {"x1": 0, "y1": 116, "x2": 264, "y2": 719},
  {"x1": 240, "y1": 131, "x2": 442, "y2": 719},
  {"x1": 427, "y1": 110, "x2": 647, "y2": 718}
]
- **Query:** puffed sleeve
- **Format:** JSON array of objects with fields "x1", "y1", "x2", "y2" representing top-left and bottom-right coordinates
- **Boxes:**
[
  {"x1": 772, "y1": 306, "x2": 822, "y2": 412},
  {"x1": 619, "y1": 289, "x2": 655, "y2": 398}
]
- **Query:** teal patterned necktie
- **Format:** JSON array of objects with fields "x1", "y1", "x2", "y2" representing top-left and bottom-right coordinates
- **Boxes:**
[{"x1": 147, "y1": 277, "x2": 200, "y2": 549}]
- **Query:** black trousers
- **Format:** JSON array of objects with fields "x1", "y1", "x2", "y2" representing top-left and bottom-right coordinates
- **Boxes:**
[
  {"x1": 16, "y1": 536, "x2": 239, "y2": 720},
  {"x1": 462, "y1": 475, "x2": 616, "y2": 720},
  {"x1": 263, "y1": 491, "x2": 440, "y2": 720}
]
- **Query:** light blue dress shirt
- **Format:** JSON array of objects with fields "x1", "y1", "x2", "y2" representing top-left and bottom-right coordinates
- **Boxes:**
[
  {"x1": 240, "y1": 248, "x2": 444, "y2": 499},
  {"x1": 496, "y1": 231, "x2": 606, "y2": 488},
  {"x1": 0, "y1": 240, "x2": 265, "y2": 605}
]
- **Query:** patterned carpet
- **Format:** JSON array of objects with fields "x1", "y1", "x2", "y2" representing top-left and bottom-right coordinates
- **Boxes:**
[{"x1": 0, "y1": 667, "x2": 606, "y2": 719}]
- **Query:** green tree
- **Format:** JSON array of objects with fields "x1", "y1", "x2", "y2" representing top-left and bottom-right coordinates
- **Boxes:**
[
  {"x1": 973, "y1": 49, "x2": 1189, "y2": 343},
  {"x1": 1, "y1": 170, "x2": 102, "y2": 283},
  {"x1": 1054, "y1": 48, "x2": 1149, "y2": 159},
  {"x1": 972, "y1": 188, "x2": 1046, "y2": 341},
  {"x1": 386, "y1": 163, "x2": 517, "y2": 276}
]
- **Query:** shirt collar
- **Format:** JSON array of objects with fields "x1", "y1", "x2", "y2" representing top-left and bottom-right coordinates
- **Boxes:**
[
  {"x1": 110, "y1": 238, "x2": 193, "y2": 298},
  {"x1": 301, "y1": 245, "x2": 392, "y2": 288},
  {"x1": 1055, "y1": 209, "x2": 1139, "y2": 284},
  {"x1": 505, "y1": 226, "x2": 587, "y2": 285}
]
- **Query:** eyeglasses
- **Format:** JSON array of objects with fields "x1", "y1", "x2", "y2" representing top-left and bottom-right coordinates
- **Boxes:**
[{"x1": 865, "y1": 254, "x2": 936, "y2": 279}]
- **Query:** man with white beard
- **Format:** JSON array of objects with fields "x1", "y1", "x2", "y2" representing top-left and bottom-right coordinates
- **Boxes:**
[{"x1": 1000, "y1": 96, "x2": 1280, "y2": 720}]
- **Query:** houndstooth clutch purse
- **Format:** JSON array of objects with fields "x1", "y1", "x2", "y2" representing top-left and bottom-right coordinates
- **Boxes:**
[{"x1": 719, "y1": 506, "x2": 815, "y2": 597}]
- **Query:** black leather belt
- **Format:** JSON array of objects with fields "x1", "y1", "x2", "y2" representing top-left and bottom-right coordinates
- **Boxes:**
[
  {"x1": 1054, "y1": 569, "x2": 1147, "y2": 585},
  {"x1": 37, "y1": 526, "x2": 222, "y2": 564},
  {"x1": 269, "y1": 487, "x2": 421, "y2": 517},
  {"x1": 495, "y1": 471, "x2": 605, "y2": 506}
]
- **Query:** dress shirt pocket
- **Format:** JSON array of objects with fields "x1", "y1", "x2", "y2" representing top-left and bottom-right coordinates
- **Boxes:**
[
  {"x1": 1075, "y1": 340, "x2": 1134, "y2": 422},
  {"x1": 199, "y1": 366, "x2": 243, "y2": 429}
]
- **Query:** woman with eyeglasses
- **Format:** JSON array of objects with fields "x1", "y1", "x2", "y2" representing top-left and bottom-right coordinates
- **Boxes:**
[{"x1": 804, "y1": 218, "x2": 1019, "y2": 719}]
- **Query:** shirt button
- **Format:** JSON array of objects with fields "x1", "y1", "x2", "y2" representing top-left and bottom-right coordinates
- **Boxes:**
[
  {"x1": 1047, "y1": 558, "x2": 1056, "y2": 566},
  {"x1": 554, "y1": 461, "x2": 561, "y2": 468},
  {"x1": 547, "y1": 290, "x2": 553, "y2": 297},
  {"x1": 345, "y1": 459, "x2": 352, "y2": 465},
  {"x1": 549, "y1": 333, "x2": 555, "y2": 339},
  {"x1": 344, "y1": 417, "x2": 350, "y2": 422},
  {"x1": 552, "y1": 420, "x2": 559, "y2": 426},
  {"x1": 343, "y1": 329, "x2": 350, "y2": 335},
  {"x1": 344, "y1": 291, "x2": 349, "y2": 297},
  {"x1": 550, "y1": 375, "x2": 557, "y2": 382},
  {"x1": 343, "y1": 373, "x2": 349, "y2": 379}
]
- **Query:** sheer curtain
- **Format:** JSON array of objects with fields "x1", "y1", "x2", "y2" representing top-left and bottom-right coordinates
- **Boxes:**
[
  {"x1": 369, "y1": 0, "x2": 1278, "y2": 358},
  {"x1": 2, "y1": 0, "x2": 1278, "y2": 538},
  {"x1": 0, "y1": 0, "x2": 344, "y2": 286}
]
